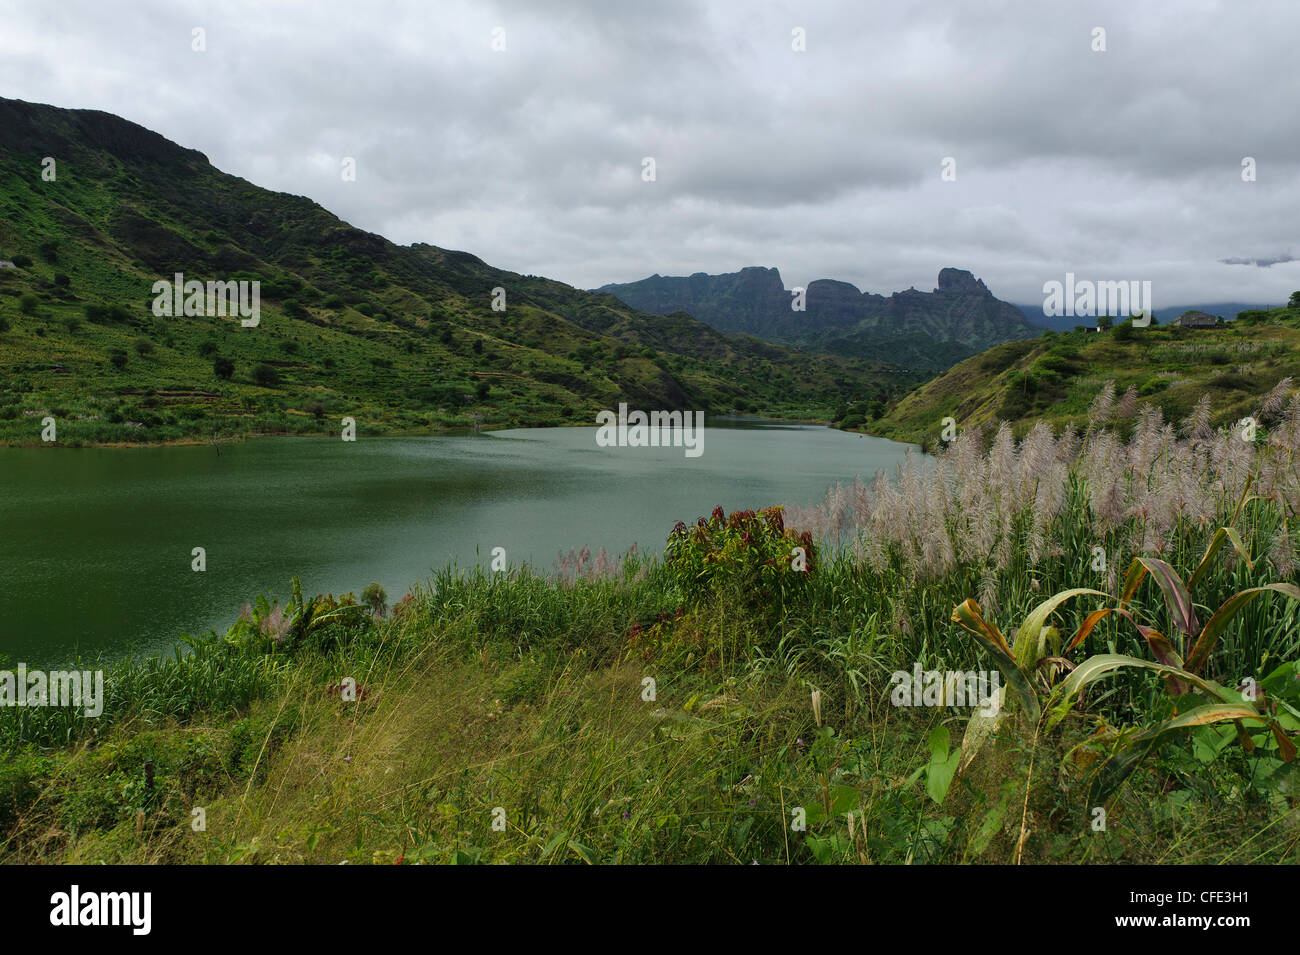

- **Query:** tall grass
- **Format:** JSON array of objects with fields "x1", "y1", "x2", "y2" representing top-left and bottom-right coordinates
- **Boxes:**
[
  {"x1": 783, "y1": 381, "x2": 1300, "y2": 705},
  {"x1": 3, "y1": 380, "x2": 1298, "y2": 863}
]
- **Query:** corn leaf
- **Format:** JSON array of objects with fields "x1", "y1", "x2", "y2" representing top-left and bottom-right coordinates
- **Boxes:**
[
  {"x1": 1126, "y1": 557, "x2": 1199, "y2": 640},
  {"x1": 951, "y1": 600, "x2": 1040, "y2": 724},
  {"x1": 1047, "y1": 654, "x2": 1240, "y2": 730},
  {"x1": 1184, "y1": 583, "x2": 1300, "y2": 673},
  {"x1": 1085, "y1": 702, "x2": 1267, "y2": 804},
  {"x1": 1014, "y1": 588, "x2": 1108, "y2": 670}
]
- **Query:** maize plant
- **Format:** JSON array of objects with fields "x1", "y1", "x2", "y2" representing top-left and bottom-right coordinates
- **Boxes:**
[{"x1": 951, "y1": 521, "x2": 1300, "y2": 803}]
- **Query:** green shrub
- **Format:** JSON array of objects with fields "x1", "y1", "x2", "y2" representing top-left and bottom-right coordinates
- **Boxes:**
[
  {"x1": 665, "y1": 506, "x2": 815, "y2": 611},
  {"x1": 252, "y1": 363, "x2": 281, "y2": 388},
  {"x1": 361, "y1": 582, "x2": 388, "y2": 617}
]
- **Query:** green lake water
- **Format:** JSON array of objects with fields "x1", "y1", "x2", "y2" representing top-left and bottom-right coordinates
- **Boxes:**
[{"x1": 0, "y1": 419, "x2": 916, "y2": 666}]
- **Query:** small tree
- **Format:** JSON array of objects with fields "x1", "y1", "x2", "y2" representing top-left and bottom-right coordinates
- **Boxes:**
[
  {"x1": 1289, "y1": 291, "x2": 1300, "y2": 310},
  {"x1": 361, "y1": 582, "x2": 387, "y2": 617},
  {"x1": 109, "y1": 349, "x2": 128, "y2": 370},
  {"x1": 213, "y1": 356, "x2": 235, "y2": 379},
  {"x1": 252, "y1": 363, "x2": 281, "y2": 388},
  {"x1": 133, "y1": 338, "x2": 154, "y2": 356}
]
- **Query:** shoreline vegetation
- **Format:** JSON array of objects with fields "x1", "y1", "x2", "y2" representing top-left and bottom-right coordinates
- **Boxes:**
[
  {"x1": 3, "y1": 380, "x2": 1298, "y2": 864},
  {"x1": 0, "y1": 410, "x2": 836, "y2": 450}
]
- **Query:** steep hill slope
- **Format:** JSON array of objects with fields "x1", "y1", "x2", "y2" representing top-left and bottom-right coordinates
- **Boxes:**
[
  {"x1": 0, "y1": 97, "x2": 915, "y2": 446},
  {"x1": 869, "y1": 306, "x2": 1300, "y2": 445}
]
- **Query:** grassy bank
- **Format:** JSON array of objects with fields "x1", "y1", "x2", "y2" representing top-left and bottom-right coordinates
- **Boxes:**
[
  {"x1": 3, "y1": 383, "x2": 1299, "y2": 864},
  {"x1": 866, "y1": 307, "x2": 1300, "y2": 445}
]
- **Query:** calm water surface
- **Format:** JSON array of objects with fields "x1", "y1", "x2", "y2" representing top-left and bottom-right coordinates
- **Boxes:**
[{"x1": 0, "y1": 420, "x2": 916, "y2": 665}]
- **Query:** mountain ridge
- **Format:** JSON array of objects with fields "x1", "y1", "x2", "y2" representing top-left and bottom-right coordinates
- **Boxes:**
[
  {"x1": 593, "y1": 265, "x2": 1042, "y2": 372},
  {"x1": 0, "y1": 97, "x2": 917, "y2": 445}
]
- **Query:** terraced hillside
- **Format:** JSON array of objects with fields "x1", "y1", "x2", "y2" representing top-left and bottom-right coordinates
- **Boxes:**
[{"x1": 0, "y1": 98, "x2": 916, "y2": 446}]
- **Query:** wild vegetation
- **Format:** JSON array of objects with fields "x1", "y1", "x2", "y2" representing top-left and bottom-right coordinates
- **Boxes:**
[
  {"x1": 0, "y1": 97, "x2": 911, "y2": 447},
  {"x1": 3, "y1": 380, "x2": 1297, "y2": 864},
  {"x1": 866, "y1": 305, "x2": 1300, "y2": 445}
]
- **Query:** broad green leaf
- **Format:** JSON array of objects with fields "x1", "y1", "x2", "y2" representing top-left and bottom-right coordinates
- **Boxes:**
[
  {"x1": 1185, "y1": 584, "x2": 1300, "y2": 673},
  {"x1": 951, "y1": 600, "x2": 1040, "y2": 724},
  {"x1": 1191, "y1": 724, "x2": 1234, "y2": 763},
  {"x1": 969, "y1": 790, "x2": 1010, "y2": 855},
  {"x1": 1260, "y1": 660, "x2": 1300, "y2": 701},
  {"x1": 1131, "y1": 557, "x2": 1199, "y2": 639},
  {"x1": 829, "y1": 784, "x2": 859, "y2": 815},
  {"x1": 1014, "y1": 588, "x2": 1109, "y2": 670},
  {"x1": 926, "y1": 726, "x2": 960, "y2": 805}
]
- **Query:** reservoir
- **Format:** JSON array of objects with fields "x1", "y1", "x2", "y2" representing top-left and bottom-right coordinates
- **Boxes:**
[{"x1": 0, "y1": 419, "x2": 916, "y2": 665}]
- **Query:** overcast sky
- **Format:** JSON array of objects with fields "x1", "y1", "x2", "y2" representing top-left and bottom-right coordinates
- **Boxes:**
[{"x1": 2, "y1": 0, "x2": 1298, "y2": 308}]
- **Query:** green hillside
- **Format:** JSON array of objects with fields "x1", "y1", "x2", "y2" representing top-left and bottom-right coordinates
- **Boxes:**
[
  {"x1": 0, "y1": 98, "x2": 916, "y2": 446},
  {"x1": 870, "y1": 308, "x2": 1300, "y2": 445}
]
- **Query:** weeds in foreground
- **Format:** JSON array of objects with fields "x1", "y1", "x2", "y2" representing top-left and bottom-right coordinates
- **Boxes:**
[{"x1": 3, "y1": 382, "x2": 1299, "y2": 863}]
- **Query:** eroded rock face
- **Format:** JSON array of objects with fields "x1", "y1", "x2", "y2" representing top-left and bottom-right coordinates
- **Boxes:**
[
  {"x1": 595, "y1": 267, "x2": 1039, "y2": 370},
  {"x1": 936, "y1": 267, "x2": 988, "y2": 296}
]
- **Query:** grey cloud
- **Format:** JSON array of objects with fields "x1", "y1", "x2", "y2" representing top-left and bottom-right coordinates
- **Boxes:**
[{"x1": 1, "y1": 0, "x2": 1299, "y2": 305}]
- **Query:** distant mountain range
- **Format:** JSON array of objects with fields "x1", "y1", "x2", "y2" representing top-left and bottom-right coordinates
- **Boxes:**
[{"x1": 593, "y1": 267, "x2": 1042, "y2": 372}]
